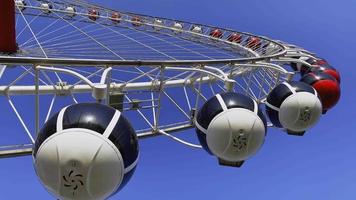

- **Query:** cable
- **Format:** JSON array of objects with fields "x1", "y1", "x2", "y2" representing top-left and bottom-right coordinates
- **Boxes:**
[{"x1": 158, "y1": 130, "x2": 202, "y2": 149}]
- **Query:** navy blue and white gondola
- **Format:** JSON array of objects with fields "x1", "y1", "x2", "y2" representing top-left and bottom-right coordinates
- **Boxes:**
[
  {"x1": 33, "y1": 103, "x2": 139, "y2": 200},
  {"x1": 195, "y1": 92, "x2": 267, "y2": 166},
  {"x1": 265, "y1": 81, "x2": 322, "y2": 136}
]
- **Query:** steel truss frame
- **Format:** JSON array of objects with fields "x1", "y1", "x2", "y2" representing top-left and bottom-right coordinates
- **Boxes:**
[{"x1": 0, "y1": 1, "x2": 318, "y2": 158}]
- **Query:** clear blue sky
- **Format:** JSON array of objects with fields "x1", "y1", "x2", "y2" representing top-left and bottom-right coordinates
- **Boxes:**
[{"x1": 1, "y1": 0, "x2": 356, "y2": 199}]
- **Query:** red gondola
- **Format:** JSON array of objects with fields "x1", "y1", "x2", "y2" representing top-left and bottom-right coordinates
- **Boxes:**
[
  {"x1": 306, "y1": 62, "x2": 341, "y2": 84},
  {"x1": 301, "y1": 71, "x2": 340, "y2": 114},
  {"x1": 247, "y1": 36, "x2": 261, "y2": 50},
  {"x1": 227, "y1": 33, "x2": 242, "y2": 43},
  {"x1": 88, "y1": 9, "x2": 99, "y2": 21},
  {"x1": 209, "y1": 29, "x2": 223, "y2": 39}
]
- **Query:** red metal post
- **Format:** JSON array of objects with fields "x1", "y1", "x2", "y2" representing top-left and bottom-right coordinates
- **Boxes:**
[{"x1": 0, "y1": 0, "x2": 17, "y2": 53}]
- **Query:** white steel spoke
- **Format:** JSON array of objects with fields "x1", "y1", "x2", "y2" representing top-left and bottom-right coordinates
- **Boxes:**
[
  {"x1": 71, "y1": 93, "x2": 79, "y2": 104},
  {"x1": 163, "y1": 91, "x2": 190, "y2": 120},
  {"x1": 45, "y1": 95, "x2": 56, "y2": 122},
  {"x1": 183, "y1": 86, "x2": 192, "y2": 111},
  {"x1": 125, "y1": 95, "x2": 154, "y2": 129},
  {"x1": 5, "y1": 67, "x2": 32, "y2": 91},
  {"x1": 151, "y1": 92, "x2": 156, "y2": 128},
  {"x1": 75, "y1": 15, "x2": 177, "y2": 60},
  {"x1": 7, "y1": 96, "x2": 35, "y2": 144},
  {"x1": 52, "y1": 12, "x2": 125, "y2": 60},
  {"x1": 125, "y1": 27, "x2": 214, "y2": 60},
  {"x1": 16, "y1": 13, "x2": 42, "y2": 40},
  {"x1": 17, "y1": 8, "x2": 48, "y2": 58},
  {"x1": 20, "y1": 66, "x2": 49, "y2": 85},
  {"x1": 20, "y1": 18, "x2": 61, "y2": 47}
]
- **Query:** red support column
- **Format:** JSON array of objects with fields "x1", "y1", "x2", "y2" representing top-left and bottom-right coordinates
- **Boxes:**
[{"x1": 0, "y1": 0, "x2": 17, "y2": 53}]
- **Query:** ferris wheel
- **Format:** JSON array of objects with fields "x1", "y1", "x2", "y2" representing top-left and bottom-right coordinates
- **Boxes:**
[{"x1": 0, "y1": 0, "x2": 341, "y2": 199}]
